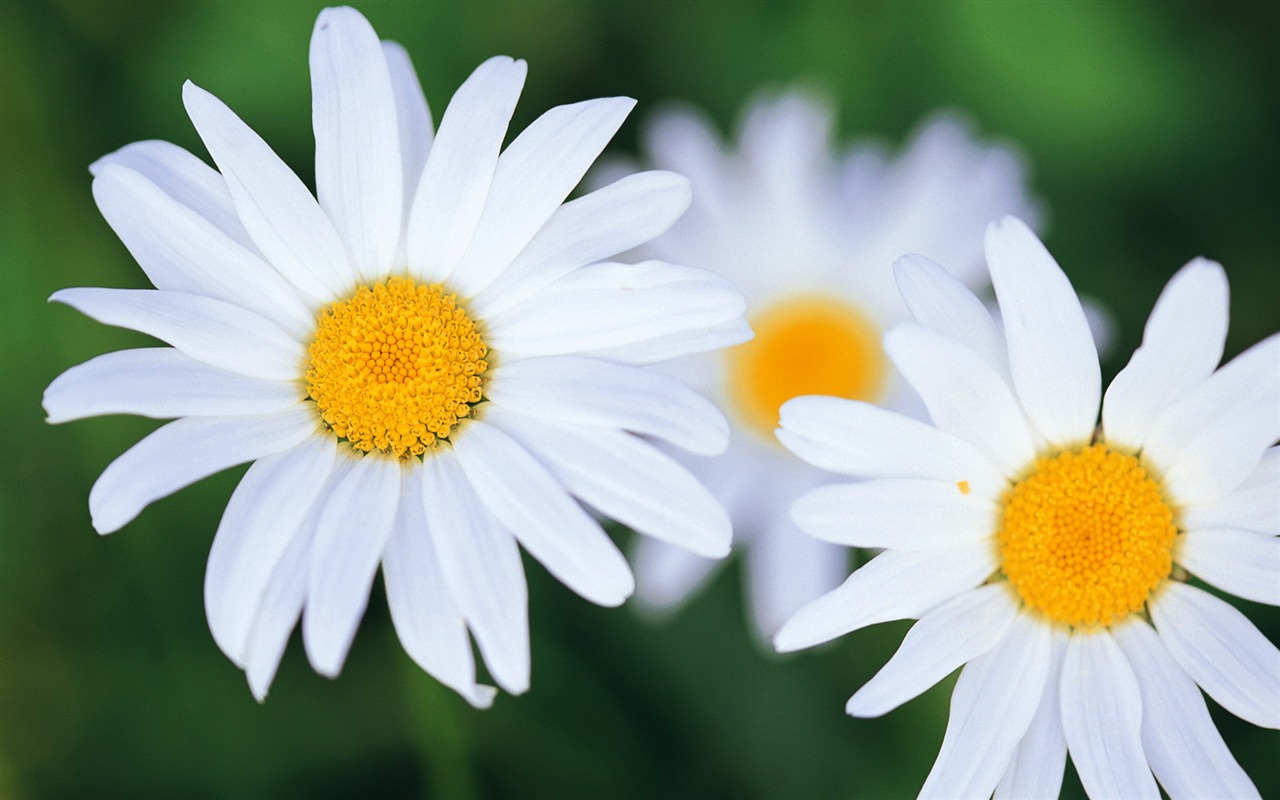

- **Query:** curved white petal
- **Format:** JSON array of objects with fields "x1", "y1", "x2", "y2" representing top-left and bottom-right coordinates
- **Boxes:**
[
  {"x1": 894, "y1": 254, "x2": 1009, "y2": 379},
  {"x1": 631, "y1": 536, "x2": 722, "y2": 615},
  {"x1": 792, "y1": 478, "x2": 994, "y2": 550},
  {"x1": 1115, "y1": 620, "x2": 1260, "y2": 799},
  {"x1": 580, "y1": 316, "x2": 754, "y2": 365},
  {"x1": 1150, "y1": 582, "x2": 1280, "y2": 728},
  {"x1": 310, "y1": 7, "x2": 402, "y2": 281},
  {"x1": 1102, "y1": 258, "x2": 1229, "y2": 449},
  {"x1": 303, "y1": 454, "x2": 401, "y2": 677},
  {"x1": 406, "y1": 56, "x2": 526, "y2": 282},
  {"x1": 919, "y1": 612, "x2": 1052, "y2": 800},
  {"x1": 1181, "y1": 447, "x2": 1279, "y2": 535},
  {"x1": 183, "y1": 81, "x2": 353, "y2": 303},
  {"x1": 420, "y1": 448, "x2": 530, "y2": 695},
  {"x1": 381, "y1": 41, "x2": 433, "y2": 214},
  {"x1": 205, "y1": 436, "x2": 337, "y2": 665},
  {"x1": 472, "y1": 170, "x2": 692, "y2": 318},
  {"x1": 776, "y1": 396, "x2": 1008, "y2": 497},
  {"x1": 50, "y1": 288, "x2": 305, "y2": 380},
  {"x1": 994, "y1": 627, "x2": 1068, "y2": 800},
  {"x1": 485, "y1": 355, "x2": 728, "y2": 457},
  {"x1": 1060, "y1": 631, "x2": 1160, "y2": 800},
  {"x1": 744, "y1": 513, "x2": 848, "y2": 641},
  {"x1": 90, "y1": 163, "x2": 315, "y2": 337},
  {"x1": 88, "y1": 409, "x2": 318, "y2": 534},
  {"x1": 1180, "y1": 528, "x2": 1280, "y2": 606},
  {"x1": 44, "y1": 348, "x2": 301, "y2": 423},
  {"x1": 384, "y1": 461, "x2": 496, "y2": 708},
  {"x1": 848, "y1": 584, "x2": 1018, "y2": 718},
  {"x1": 452, "y1": 419, "x2": 634, "y2": 607},
  {"x1": 985, "y1": 216, "x2": 1100, "y2": 447},
  {"x1": 773, "y1": 545, "x2": 996, "y2": 653}
]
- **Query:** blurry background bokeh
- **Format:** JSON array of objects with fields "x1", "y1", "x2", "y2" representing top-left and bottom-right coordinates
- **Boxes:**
[{"x1": 2, "y1": 1, "x2": 1277, "y2": 798}]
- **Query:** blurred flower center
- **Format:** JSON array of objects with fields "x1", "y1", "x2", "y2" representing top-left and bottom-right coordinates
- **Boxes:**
[
  {"x1": 726, "y1": 295, "x2": 886, "y2": 439},
  {"x1": 306, "y1": 277, "x2": 488, "y2": 458},
  {"x1": 998, "y1": 443, "x2": 1176, "y2": 627}
]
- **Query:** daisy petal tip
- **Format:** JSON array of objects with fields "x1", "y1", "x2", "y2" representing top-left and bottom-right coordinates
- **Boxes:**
[{"x1": 465, "y1": 684, "x2": 498, "y2": 709}]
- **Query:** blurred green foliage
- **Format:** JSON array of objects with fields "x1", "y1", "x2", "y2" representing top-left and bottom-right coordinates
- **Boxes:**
[{"x1": 1, "y1": 1, "x2": 1277, "y2": 798}]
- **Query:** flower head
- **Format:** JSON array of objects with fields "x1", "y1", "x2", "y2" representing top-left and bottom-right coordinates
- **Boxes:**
[
  {"x1": 44, "y1": 6, "x2": 747, "y2": 702},
  {"x1": 776, "y1": 216, "x2": 1278, "y2": 798}
]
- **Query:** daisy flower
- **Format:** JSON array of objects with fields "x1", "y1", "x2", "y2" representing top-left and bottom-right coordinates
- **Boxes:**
[
  {"x1": 608, "y1": 90, "x2": 1041, "y2": 638},
  {"x1": 43, "y1": 6, "x2": 747, "y2": 704},
  {"x1": 776, "y1": 216, "x2": 1278, "y2": 798}
]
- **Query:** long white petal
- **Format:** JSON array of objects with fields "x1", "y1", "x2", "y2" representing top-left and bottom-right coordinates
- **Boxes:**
[
  {"x1": 1181, "y1": 446, "x2": 1279, "y2": 535},
  {"x1": 381, "y1": 41, "x2": 433, "y2": 215},
  {"x1": 1060, "y1": 631, "x2": 1160, "y2": 799},
  {"x1": 183, "y1": 81, "x2": 353, "y2": 303},
  {"x1": 994, "y1": 627, "x2": 1068, "y2": 800},
  {"x1": 50, "y1": 288, "x2": 305, "y2": 380},
  {"x1": 985, "y1": 216, "x2": 1100, "y2": 447},
  {"x1": 576, "y1": 316, "x2": 754, "y2": 366},
  {"x1": 1102, "y1": 259, "x2": 1229, "y2": 449},
  {"x1": 1115, "y1": 620, "x2": 1260, "y2": 799},
  {"x1": 848, "y1": 584, "x2": 1018, "y2": 718},
  {"x1": 452, "y1": 419, "x2": 634, "y2": 606},
  {"x1": 744, "y1": 513, "x2": 848, "y2": 641},
  {"x1": 1150, "y1": 582, "x2": 1280, "y2": 728},
  {"x1": 485, "y1": 355, "x2": 728, "y2": 456},
  {"x1": 88, "y1": 409, "x2": 318, "y2": 534},
  {"x1": 894, "y1": 254, "x2": 1009, "y2": 380},
  {"x1": 631, "y1": 536, "x2": 722, "y2": 614},
  {"x1": 792, "y1": 478, "x2": 994, "y2": 550},
  {"x1": 1180, "y1": 528, "x2": 1280, "y2": 606},
  {"x1": 919, "y1": 613, "x2": 1052, "y2": 800},
  {"x1": 43, "y1": 348, "x2": 301, "y2": 423},
  {"x1": 406, "y1": 56, "x2": 526, "y2": 282},
  {"x1": 383, "y1": 460, "x2": 496, "y2": 708},
  {"x1": 303, "y1": 454, "x2": 401, "y2": 677},
  {"x1": 420, "y1": 447, "x2": 530, "y2": 695},
  {"x1": 773, "y1": 545, "x2": 996, "y2": 653}
]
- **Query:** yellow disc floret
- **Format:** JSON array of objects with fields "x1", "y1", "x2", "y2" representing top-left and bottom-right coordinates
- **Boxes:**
[
  {"x1": 306, "y1": 277, "x2": 487, "y2": 458},
  {"x1": 727, "y1": 295, "x2": 886, "y2": 439},
  {"x1": 998, "y1": 444, "x2": 1177, "y2": 627}
]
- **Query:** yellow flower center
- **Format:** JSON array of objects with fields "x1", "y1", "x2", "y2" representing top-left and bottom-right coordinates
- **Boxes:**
[
  {"x1": 306, "y1": 276, "x2": 488, "y2": 458},
  {"x1": 726, "y1": 295, "x2": 886, "y2": 439},
  {"x1": 998, "y1": 444, "x2": 1177, "y2": 627}
]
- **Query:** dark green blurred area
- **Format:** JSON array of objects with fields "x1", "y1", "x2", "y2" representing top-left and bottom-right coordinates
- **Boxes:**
[{"x1": 2, "y1": 1, "x2": 1277, "y2": 798}]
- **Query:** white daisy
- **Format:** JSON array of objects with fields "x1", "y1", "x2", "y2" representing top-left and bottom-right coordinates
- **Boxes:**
[
  {"x1": 776, "y1": 216, "x2": 1278, "y2": 798},
  {"x1": 607, "y1": 90, "x2": 1041, "y2": 638},
  {"x1": 43, "y1": 6, "x2": 747, "y2": 704}
]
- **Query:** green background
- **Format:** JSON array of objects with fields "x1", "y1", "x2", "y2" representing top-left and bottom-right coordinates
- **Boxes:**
[{"x1": 2, "y1": 1, "x2": 1277, "y2": 798}]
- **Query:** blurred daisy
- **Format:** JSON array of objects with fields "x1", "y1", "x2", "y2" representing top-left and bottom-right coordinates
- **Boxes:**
[
  {"x1": 776, "y1": 216, "x2": 1278, "y2": 798},
  {"x1": 43, "y1": 6, "x2": 746, "y2": 703},
  {"x1": 607, "y1": 90, "x2": 1041, "y2": 639}
]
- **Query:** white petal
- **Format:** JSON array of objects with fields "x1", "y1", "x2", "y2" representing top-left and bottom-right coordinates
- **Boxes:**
[
  {"x1": 581, "y1": 316, "x2": 754, "y2": 366},
  {"x1": 310, "y1": 7, "x2": 401, "y2": 281},
  {"x1": 43, "y1": 348, "x2": 301, "y2": 423},
  {"x1": 985, "y1": 217, "x2": 1100, "y2": 447},
  {"x1": 1180, "y1": 528, "x2": 1280, "y2": 606},
  {"x1": 1102, "y1": 259, "x2": 1229, "y2": 449},
  {"x1": 486, "y1": 407, "x2": 730, "y2": 559},
  {"x1": 88, "y1": 409, "x2": 318, "y2": 534},
  {"x1": 884, "y1": 322, "x2": 1039, "y2": 474},
  {"x1": 773, "y1": 545, "x2": 996, "y2": 653},
  {"x1": 471, "y1": 170, "x2": 692, "y2": 318},
  {"x1": 383, "y1": 461, "x2": 496, "y2": 708},
  {"x1": 90, "y1": 163, "x2": 314, "y2": 337},
  {"x1": 792, "y1": 478, "x2": 994, "y2": 550},
  {"x1": 485, "y1": 355, "x2": 728, "y2": 457},
  {"x1": 452, "y1": 419, "x2": 634, "y2": 607},
  {"x1": 1144, "y1": 333, "x2": 1280, "y2": 506},
  {"x1": 776, "y1": 396, "x2": 1008, "y2": 497},
  {"x1": 994, "y1": 627, "x2": 1069, "y2": 800},
  {"x1": 1060, "y1": 631, "x2": 1160, "y2": 800},
  {"x1": 919, "y1": 612, "x2": 1052, "y2": 800},
  {"x1": 1115, "y1": 620, "x2": 1260, "y2": 799},
  {"x1": 744, "y1": 514, "x2": 848, "y2": 641},
  {"x1": 486, "y1": 261, "x2": 746, "y2": 361},
  {"x1": 449, "y1": 96, "x2": 635, "y2": 297},
  {"x1": 406, "y1": 56, "x2": 526, "y2": 282},
  {"x1": 183, "y1": 81, "x2": 353, "y2": 303},
  {"x1": 50, "y1": 288, "x2": 305, "y2": 380},
  {"x1": 894, "y1": 254, "x2": 1009, "y2": 379},
  {"x1": 1182, "y1": 447, "x2": 1280, "y2": 535},
  {"x1": 381, "y1": 41, "x2": 434, "y2": 212},
  {"x1": 631, "y1": 536, "x2": 722, "y2": 614},
  {"x1": 205, "y1": 436, "x2": 337, "y2": 665},
  {"x1": 848, "y1": 584, "x2": 1018, "y2": 718},
  {"x1": 1150, "y1": 582, "x2": 1280, "y2": 728},
  {"x1": 303, "y1": 454, "x2": 401, "y2": 677},
  {"x1": 420, "y1": 447, "x2": 530, "y2": 695}
]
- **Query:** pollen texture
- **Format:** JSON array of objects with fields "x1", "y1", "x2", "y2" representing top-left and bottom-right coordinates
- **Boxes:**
[
  {"x1": 727, "y1": 295, "x2": 886, "y2": 438},
  {"x1": 306, "y1": 277, "x2": 487, "y2": 458},
  {"x1": 998, "y1": 444, "x2": 1177, "y2": 627}
]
